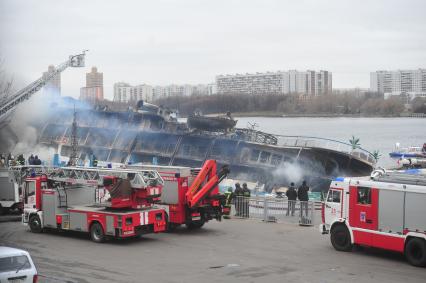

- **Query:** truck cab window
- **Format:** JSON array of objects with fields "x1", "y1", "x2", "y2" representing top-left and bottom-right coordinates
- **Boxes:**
[
  {"x1": 327, "y1": 190, "x2": 341, "y2": 203},
  {"x1": 26, "y1": 181, "x2": 36, "y2": 197},
  {"x1": 357, "y1": 187, "x2": 371, "y2": 204}
]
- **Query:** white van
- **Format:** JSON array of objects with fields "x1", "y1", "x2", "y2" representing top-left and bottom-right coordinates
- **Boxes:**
[{"x1": 0, "y1": 247, "x2": 38, "y2": 283}]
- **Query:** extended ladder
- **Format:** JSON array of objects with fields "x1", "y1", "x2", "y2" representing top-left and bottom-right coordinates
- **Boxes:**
[
  {"x1": 9, "y1": 165, "x2": 164, "y2": 188},
  {"x1": 0, "y1": 51, "x2": 87, "y2": 121}
]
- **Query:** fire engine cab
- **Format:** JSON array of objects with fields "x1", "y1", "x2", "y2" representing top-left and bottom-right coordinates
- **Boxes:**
[
  {"x1": 320, "y1": 169, "x2": 426, "y2": 267},
  {"x1": 22, "y1": 167, "x2": 167, "y2": 242}
]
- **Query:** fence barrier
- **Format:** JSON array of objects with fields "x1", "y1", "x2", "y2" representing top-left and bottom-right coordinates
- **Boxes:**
[{"x1": 232, "y1": 196, "x2": 319, "y2": 226}]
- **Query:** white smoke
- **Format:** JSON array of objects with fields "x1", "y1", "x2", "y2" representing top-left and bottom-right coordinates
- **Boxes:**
[
  {"x1": 272, "y1": 162, "x2": 304, "y2": 184},
  {"x1": 0, "y1": 86, "x2": 90, "y2": 164}
]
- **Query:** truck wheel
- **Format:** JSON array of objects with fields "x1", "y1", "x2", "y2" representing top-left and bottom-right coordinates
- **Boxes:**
[
  {"x1": 186, "y1": 219, "x2": 205, "y2": 230},
  {"x1": 405, "y1": 238, "x2": 426, "y2": 267},
  {"x1": 90, "y1": 222, "x2": 106, "y2": 243},
  {"x1": 330, "y1": 225, "x2": 352, "y2": 252},
  {"x1": 29, "y1": 215, "x2": 43, "y2": 233}
]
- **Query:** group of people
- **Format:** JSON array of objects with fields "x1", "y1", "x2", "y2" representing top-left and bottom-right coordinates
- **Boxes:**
[
  {"x1": 0, "y1": 153, "x2": 42, "y2": 167},
  {"x1": 28, "y1": 154, "x2": 42, "y2": 165},
  {"x1": 224, "y1": 182, "x2": 251, "y2": 218},
  {"x1": 285, "y1": 181, "x2": 310, "y2": 217}
]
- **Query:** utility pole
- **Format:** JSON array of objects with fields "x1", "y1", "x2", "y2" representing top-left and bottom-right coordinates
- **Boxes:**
[{"x1": 68, "y1": 105, "x2": 78, "y2": 166}]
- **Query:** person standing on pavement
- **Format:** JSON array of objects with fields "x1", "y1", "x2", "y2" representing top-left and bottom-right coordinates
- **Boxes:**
[
  {"x1": 298, "y1": 180, "x2": 310, "y2": 218},
  {"x1": 223, "y1": 187, "x2": 234, "y2": 219},
  {"x1": 286, "y1": 182, "x2": 297, "y2": 216},
  {"x1": 234, "y1": 183, "x2": 243, "y2": 216},
  {"x1": 241, "y1": 183, "x2": 251, "y2": 218}
]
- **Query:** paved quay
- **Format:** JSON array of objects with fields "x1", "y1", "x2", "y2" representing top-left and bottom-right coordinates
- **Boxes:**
[{"x1": 0, "y1": 218, "x2": 424, "y2": 283}]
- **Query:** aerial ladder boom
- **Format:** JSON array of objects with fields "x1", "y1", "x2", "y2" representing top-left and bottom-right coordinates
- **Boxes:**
[
  {"x1": 185, "y1": 160, "x2": 229, "y2": 208},
  {"x1": 0, "y1": 51, "x2": 87, "y2": 120},
  {"x1": 10, "y1": 165, "x2": 163, "y2": 187}
]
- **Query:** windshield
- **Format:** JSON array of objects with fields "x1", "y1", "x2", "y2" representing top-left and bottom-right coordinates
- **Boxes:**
[{"x1": 0, "y1": 255, "x2": 31, "y2": 273}]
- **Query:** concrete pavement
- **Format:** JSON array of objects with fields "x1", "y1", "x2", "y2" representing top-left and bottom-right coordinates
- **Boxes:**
[{"x1": 0, "y1": 218, "x2": 424, "y2": 283}]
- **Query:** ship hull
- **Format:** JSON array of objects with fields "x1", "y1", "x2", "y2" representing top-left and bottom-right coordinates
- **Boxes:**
[{"x1": 37, "y1": 111, "x2": 374, "y2": 192}]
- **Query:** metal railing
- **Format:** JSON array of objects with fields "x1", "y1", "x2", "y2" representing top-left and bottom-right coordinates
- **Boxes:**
[
  {"x1": 275, "y1": 135, "x2": 376, "y2": 165},
  {"x1": 232, "y1": 196, "x2": 319, "y2": 226}
]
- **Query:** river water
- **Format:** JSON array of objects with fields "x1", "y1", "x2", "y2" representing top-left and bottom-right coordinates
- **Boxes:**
[{"x1": 235, "y1": 117, "x2": 426, "y2": 168}]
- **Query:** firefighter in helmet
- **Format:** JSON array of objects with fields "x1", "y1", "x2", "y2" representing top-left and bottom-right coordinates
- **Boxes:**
[
  {"x1": 223, "y1": 187, "x2": 234, "y2": 219},
  {"x1": 234, "y1": 183, "x2": 243, "y2": 216},
  {"x1": 241, "y1": 183, "x2": 251, "y2": 218}
]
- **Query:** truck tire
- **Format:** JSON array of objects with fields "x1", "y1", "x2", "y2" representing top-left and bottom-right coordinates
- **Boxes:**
[
  {"x1": 330, "y1": 225, "x2": 353, "y2": 252},
  {"x1": 405, "y1": 238, "x2": 426, "y2": 267},
  {"x1": 186, "y1": 219, "x2": 205, "y2": 230},
  {"x1": 90, "y1": 222, "x2": 106, "y2": 243},
  {"x1": 29, "y1": 215, "x2": 43, "y2": 233}
]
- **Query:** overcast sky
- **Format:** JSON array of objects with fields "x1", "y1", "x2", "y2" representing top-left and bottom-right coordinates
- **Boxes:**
[{"x1": 1, "y1": 0, "x2": 426, "y2": 100}]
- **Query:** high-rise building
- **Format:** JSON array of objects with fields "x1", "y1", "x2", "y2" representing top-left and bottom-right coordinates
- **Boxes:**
[
  {"x1": 42, "y1": 65, "x2": 61, "y2": 96},
  {"x1": 216, "y1": 70, "x2": 332, "y2": 96},
  {"x1": 113, "y1": 82, "x2": 153, "y2": 103},
  {"x1": 80, "y1": 67, "x2": 104, "y2": 103},
  {"x1": 370, "y1": 69, "x2": 426, "y2": 99},
  {"x1": 152, "y1": 84, "x2": 210, "y2": 99}
]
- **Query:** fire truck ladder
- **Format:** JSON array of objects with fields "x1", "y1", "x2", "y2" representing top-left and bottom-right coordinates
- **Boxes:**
[
  {"x1": 9, "y1": 166, "x2": 53, "y2": 186},
  {"x1": 371, "y1": 169, "x2": 426, "y2": 186},
  {"x1": 0, "y1": 51, "x2": 87, "y2": 122},
  {"x1": 41, "y1": 167, "x2": 164, "y2": 188}
]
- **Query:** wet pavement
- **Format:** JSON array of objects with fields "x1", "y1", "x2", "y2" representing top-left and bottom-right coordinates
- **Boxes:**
[{"x1": 0, "y1": 218, "x2": 424, "y2": 283}]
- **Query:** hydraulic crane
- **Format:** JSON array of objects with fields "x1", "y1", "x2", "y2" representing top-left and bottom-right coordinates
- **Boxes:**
[{"x1": 0, "y1": 51, "x2": 87, "y2": 125}]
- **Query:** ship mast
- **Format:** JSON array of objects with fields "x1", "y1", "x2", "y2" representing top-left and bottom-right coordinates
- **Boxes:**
[{"x1": 68, "y1": 105, "x2": 78, "y2": 166}]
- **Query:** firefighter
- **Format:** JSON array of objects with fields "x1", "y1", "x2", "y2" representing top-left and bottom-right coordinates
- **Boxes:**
[
  {"x1": 28, "y1": 154, "x2": 35, "y2": 165},
  {"x1": 298, "y1": 180, "x2": 310, "y2": 218},
  {"x1": 241, "y1": 183, "x2": 251, "y2": 218},
  {"x1": 234, "y1": 183, "x2": 243, "y2": 216},
  {"x1": 286, "y1": 182, "x2": 297, "y2": 216},
  {"x1": 223, "y1": 187, "x2": 234, "y2": 219},
  {"x1": 17, "y1": 154, "x2": 25, "y2": 165},
  {"x1": 33, "y1": 155, "x2": 42, "y2": 165},
  {"x1": 93, "y1": 155, "x2": 98, "y2": 167}
]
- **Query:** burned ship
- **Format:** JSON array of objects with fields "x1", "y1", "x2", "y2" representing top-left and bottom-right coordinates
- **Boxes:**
[{"x1": 35, "y1": 100, "x2": 376, "y2": 191}]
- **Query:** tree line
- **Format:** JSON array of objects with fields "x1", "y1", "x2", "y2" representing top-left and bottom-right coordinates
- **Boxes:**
[{"x1": 154, "y1": 92, "x2": 426, "y2": 117}]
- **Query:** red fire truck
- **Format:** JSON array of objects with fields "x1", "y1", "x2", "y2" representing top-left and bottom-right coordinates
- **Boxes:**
[
  {"x1": 127, "y1": 159, "x2": 230, "y2": 230},
  {"x1": 22, "y1": 167, "x2": 167, "y2": 242},
  {"x1": 320, "y1": 169, "x2": 426, "y2": 267}
]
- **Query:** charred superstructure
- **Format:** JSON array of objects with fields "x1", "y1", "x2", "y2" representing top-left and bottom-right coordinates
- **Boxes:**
[{"x1": 37, "y1": 104, "x2": 376, "y2": 191}]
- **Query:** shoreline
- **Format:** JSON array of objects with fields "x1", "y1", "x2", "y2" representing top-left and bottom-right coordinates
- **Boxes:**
[{"x1": 201, "y1": 112, "x2": 425, "y2": 118}]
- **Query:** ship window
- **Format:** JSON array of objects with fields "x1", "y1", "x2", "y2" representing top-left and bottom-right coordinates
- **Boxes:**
[
  {"x1": 357, "y1": 187, "x2": 371, "y2": 205},
  {"x1": 271, "y1": 154, "x2": 282, "y2": 165},
  {"x1": 182, "y1": 144, "x2": 191, "y2": 156},
  {"x1": 260, "y1": 151, "x2": 271, "y2": 163},
  {"x1": 327, "y1": 189, "x2": 341, "y2": 203},
  {"x1": 250, "y1": 149, "x2": 260, "y2": 162},
  {"x1": 211, "y1": 146, "x2": 221, "y2": 157}
]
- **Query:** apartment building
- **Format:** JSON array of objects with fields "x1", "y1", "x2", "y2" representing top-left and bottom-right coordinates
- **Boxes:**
[
  {"x1": 370, "y1": 69, "x2": 426, "y2": 99},
  {"x1": 216, "y1": 70, "x2": 332, "y2": 96},
  {"x1": 80, "y1": 66, "x2": 104, "y2": 103},
  {"x1": 42, "y1": 65, "x2": 61, "y2": 96},
  {"x1": 113, "y1": 82, "x2": 153, "y2": 103}
]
